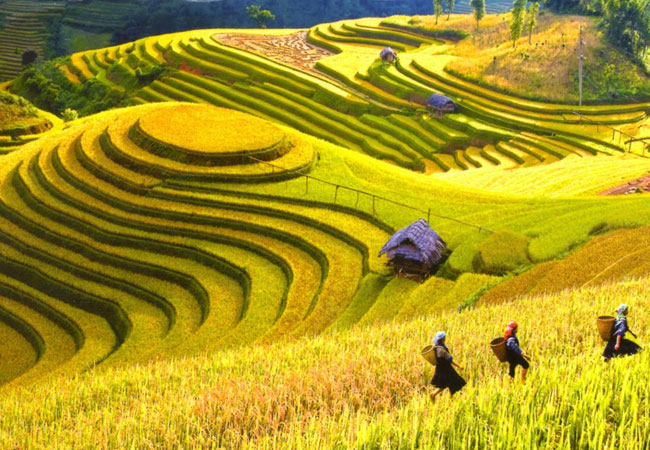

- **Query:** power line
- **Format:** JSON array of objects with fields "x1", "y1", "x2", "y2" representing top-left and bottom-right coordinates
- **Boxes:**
[{"x1": 246, "y1": 155, "x2": 494, "y2": 233}]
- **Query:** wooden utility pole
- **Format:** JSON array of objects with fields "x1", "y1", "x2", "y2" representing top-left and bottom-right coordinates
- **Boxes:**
[{"x1": 578, "y1": 24, "x2": 584, "y2": 106}]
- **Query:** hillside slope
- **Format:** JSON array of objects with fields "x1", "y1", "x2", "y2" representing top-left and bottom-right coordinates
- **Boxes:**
[
  {"x1": 13, "y1": 20, "x2": 648, "y2": 176},
  {"x1": 1, "y1": 101, "x2": 650, "y2": 386}
]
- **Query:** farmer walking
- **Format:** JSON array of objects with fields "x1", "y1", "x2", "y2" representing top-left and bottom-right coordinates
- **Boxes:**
[
  {"x1": 429, "y1": 331, "x2": 466, "y2": 403},
  {"x1": 505, "y1": 321, "x2": 531, "y2": 382},
  {"x1": 603, "y1": 304, "x2": 642, "y2": 362}
]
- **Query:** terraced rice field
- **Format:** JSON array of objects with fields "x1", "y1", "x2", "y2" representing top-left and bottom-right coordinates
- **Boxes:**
[
  {"x1": 58, "y1": 18, "x2": 650, "y2": 178},
  {"x1": 3, "y1": 98, "x2": 650, "y2": 387},
  {"x1": 1, "y1": 275, "x2": 648, "y2": 449},
  {"x1": 0, "y1": 102, "x2": 402, "y2": 384},
  {"x1": 4, "y1": 15, "x2": 650, "y2": 446},
  {"x1": 480, "y1": 225, "x2": 650, "y2": 305},
  {"x1": 62, "y1": 0, "x2": 135, "y2": 32},
  {"x1": 0, "y1": 0, "x2": 65, "y2": 80}
]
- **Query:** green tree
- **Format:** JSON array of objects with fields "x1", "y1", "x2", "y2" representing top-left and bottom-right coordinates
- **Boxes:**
[
  {"x1": 61, "y1": 108, "x2": 78, "y2": 122},
  {"x1": 525, "y1": 1, "x2": 540, "y2": 44},
  {"x1": 246, "y1": 4, "x2": 275, "y2": 28},
  {"x1": 446, "y1": 0, "x2": 456, "y2": 19},
  {"x1": 510, "y1": 0, "x2": 527, "y2": 48},
  {"x1": 470, "y1": 0, "x2": 485, "y2": 28},
  {"x1": 434, "y1": 0, "x2": 443, "y2": 24},
  {"x1": 602, "y1": 0, "x2": 650, "y2": 59}
]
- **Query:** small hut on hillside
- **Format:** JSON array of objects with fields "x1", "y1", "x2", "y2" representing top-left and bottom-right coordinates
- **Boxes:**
[
  {"x1": 380, "y1": 46, "x2": 398, "y2": 64},
  {"x1": 379, "y1": 219, "x2": 447, "y2": 283},
  {"x1": 427, "y1": 93, "x2": 455, "y2": 117}
]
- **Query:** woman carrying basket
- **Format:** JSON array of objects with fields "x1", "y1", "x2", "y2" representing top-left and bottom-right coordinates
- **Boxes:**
[
  {"x1": 505, "y1": 321, "x2": 531, "y2": 382},
  {"x1": 603, "y1": 304, "x2": 642, "y2": 362},
  {"x1": 429, "y1": 331, "x2": 466, "y2": 403}
]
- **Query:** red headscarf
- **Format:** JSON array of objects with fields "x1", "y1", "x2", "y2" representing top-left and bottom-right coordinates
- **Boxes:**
[{"x1": 504, "y1": 321, "x2": 518, "y2": 339}]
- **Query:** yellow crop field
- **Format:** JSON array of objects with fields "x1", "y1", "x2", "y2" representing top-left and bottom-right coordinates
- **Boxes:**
[
  {"x1": 5, "y1": 12, "x2": 650, "y2": 448},
  {"x1": 435, "y1": 153, "x2": 650, "y2": 197},
  {"x1": 137, "y1": 103, "x2": 285, "y2": 155},
  {"x1": 480, "y1": 225, "x2": 650, "y2": 305},
  {"x1": 0, "y1": 277, "x2": 648, "y2": 448}
]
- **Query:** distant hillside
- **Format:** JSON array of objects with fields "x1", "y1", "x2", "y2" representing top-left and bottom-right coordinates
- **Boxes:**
[
  {"x1": 0, "y1": 0, "x2": 516, "y2": 81},
  {"x1": 385, "y1": 13, "x2": 650, "y2": 103},
  {"x1": 0, "y1": 0, "x2": 65, "y2": 80}
]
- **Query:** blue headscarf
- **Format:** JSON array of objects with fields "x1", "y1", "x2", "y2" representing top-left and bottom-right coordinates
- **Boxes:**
[
  {"x1": 433, "y1": 331, "x2": 446, "y2": 345},
  {"x1": 616, "y1": 304, "x2": 628, "y2": 318}
]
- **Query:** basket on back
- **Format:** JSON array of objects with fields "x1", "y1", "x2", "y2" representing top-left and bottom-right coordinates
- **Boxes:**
[
  {"x1": 490, "y1": 337, "x2": 507, "y2": 362},
  {"x1": 421, "y1": 345, "x2": 437, "y2": 366},
  {"x1": 597, "y1": 316, "x2": 615, "y2": 342}
]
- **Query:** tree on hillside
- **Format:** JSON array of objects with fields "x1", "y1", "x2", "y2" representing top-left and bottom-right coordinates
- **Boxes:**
[
  {"x1": 470, "y1": 0, "x2": 485, "y2": 28},
  {"x1": 246, "y1": 4, "x2": 275, "y2": 28},
  {"x1": 602, "y1": 0, "x2": 650, "y2": 60},
  {"x1": 434, "y1": 0, "x2": 443, "y2": 24},
  {"x1": 21, "y1": 50, "x2": 38, "y2": 66},
  {"x1": 525, "y1": 1, "x2": 540, "y2": 44},
  {"x1": 446, "y1": 0, "x2": 455, "y2": 19},
  {"x1": 510, "y1": 0, "x2": 527, "y2": 48}
]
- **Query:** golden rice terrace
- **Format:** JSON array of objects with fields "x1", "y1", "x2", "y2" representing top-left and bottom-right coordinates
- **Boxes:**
[{"x1": 2, "y1": 17, "x2": 650, "y2": 441}]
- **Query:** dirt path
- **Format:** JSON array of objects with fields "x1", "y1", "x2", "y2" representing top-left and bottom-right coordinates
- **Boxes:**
[
  {"x1": 212, "y1": 31, "x2": 332, "y2": 74},
  {"x1": 600, "y1": 174, "x2": 650, "y2": 195}
]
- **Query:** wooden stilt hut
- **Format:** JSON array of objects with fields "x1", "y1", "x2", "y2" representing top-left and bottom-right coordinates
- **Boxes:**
[
  {"x1": 380, "y1": 46, "x2": 398, "y2": 64},
  {"x1": 379, "y1": 219, "x2": 447, "y2": 283},
  {"x1": 427, "y1": 93, "x2": 455, "y2": 117}
]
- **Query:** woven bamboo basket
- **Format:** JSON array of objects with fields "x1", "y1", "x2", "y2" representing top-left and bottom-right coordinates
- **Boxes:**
[
  {"x1": 421, "y1": 345, "x2": 437, "y2": 366},
  {"x1": 597, "y1": 316, "x2": 615, "y2": 342},
  {"x1": 490, "y1": 337, "x2": 507, "y2": 362}
]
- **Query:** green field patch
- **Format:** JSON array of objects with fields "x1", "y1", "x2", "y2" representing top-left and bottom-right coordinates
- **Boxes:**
[
  {"x1": 430, "y1": 59, "x2": 650, "y2": 116},
  {"x1": 341, "y1": 21, "x2": 439, "y2": 47},
  {"x1": 436, "y1": 272, "x2": 501, "y2": 311},
  {"x1": 401, "y1": 59, "x2": 647, "y2": 126},
  {"x1": 396, "y1": 276, "x2": 455, "y2": 318},
  {"x1": 418, "y1": 115, "x2": 469, "y2": 144},
  {"x1": 475, "y1": 230, "x2": 532, "y2": 275},
  {"x1": 357, "y1": 276, "x2": 420, "y2": 325},
  {"x1": 165, "y1": 38, "x2": 248, "y2": 83},
  {"x1": 315, "y1": 22, "x2": 412, "y2": 51},
  {"x1": 330, "y1": 273, "x2": 390, "y2": 330}
]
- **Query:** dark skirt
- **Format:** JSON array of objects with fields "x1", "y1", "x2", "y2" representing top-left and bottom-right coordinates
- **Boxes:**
[
  {"x1": 603, "y1": 338, "x2": 642, "y2": 359},
  {"x1": 507, "y1": 352, "x2": 529, "y2": 378},
  {"x1": 430, "y1": 363, "x2": 466, "y2": 394}
]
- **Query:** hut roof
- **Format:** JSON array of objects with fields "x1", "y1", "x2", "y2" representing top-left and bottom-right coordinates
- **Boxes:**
[
  {"x1": 427, "y1": 93, "x2": 454, "y2": 109},
  {"x1": 379, "y1": 219, "x2": 446, "y2": 266},
  {"x1": 380, "y1": 46, "x2": 397, "y2": 58}
]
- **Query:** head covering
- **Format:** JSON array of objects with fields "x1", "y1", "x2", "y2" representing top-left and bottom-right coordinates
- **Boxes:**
[
  {"x1": 616, "y1": 303, "x2": 628, "y2": 318},
  {"x1": 505, "y1": 321, "x2": 518, "y2": 339},
  {"x1": 433, "y1": 331, "x2": 446, "y2": 345}
]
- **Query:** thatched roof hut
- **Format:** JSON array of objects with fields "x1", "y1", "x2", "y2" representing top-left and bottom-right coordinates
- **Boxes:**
[
  {"x1": 427, "y1": 93, "x2": 455, "y2": 117},
  {"x1": 380, "y1": 46, "x2": 397, "y2": 63},
  {"x1": 379, "y1": 219, "x2": 447, "y2": 282}
]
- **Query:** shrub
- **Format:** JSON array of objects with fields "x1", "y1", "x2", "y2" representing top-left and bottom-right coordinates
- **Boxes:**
[{"x1": 61, "y1": 108, "x2": 78, "y2": 122}]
